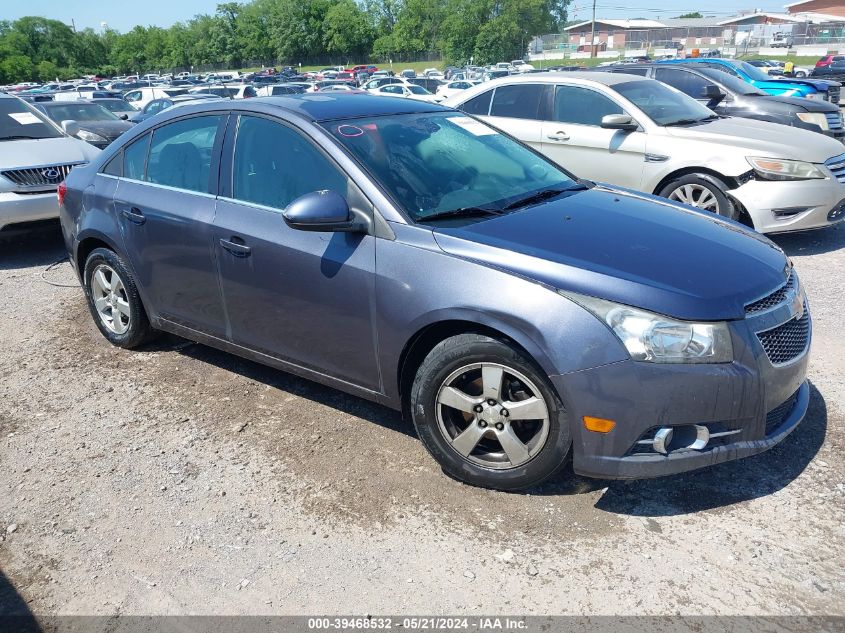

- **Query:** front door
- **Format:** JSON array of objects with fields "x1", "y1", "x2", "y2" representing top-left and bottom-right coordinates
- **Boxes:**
[
  {"x1": 540, "y1": 84, "x2": 647, "y2": 189},
  {"x1": 114, "y1": 114, "x2": 228, "y2": 335},
  {"x1": 213, "y1": 114, "x2": 380, "y2": 391}
]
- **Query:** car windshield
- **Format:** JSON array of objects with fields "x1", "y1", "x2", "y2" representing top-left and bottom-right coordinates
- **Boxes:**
[
  {"x1": 99, "y1": 100, "x2": 137, "y2": 113},
  {"x1": 408, "y1": 85, "x2": 432, "y2": 95},
  {"x1": 736, "y1": 61, "x2": 773, "y2": 82},
  {"x1": 43, "y1": 103, "x2": 120, "y2": 122},
  {"x1": 611, "y1": 80, "x2": 717, "y2": 126},
  {"x1": 697, "y1": 68, "x2": 767, "y2": 96},
  {"x1": 322, "y1": 112, "x2": 577, "y2": 222},
  {"x1": 0, "y1": 99, "x2": 62, "y2": 140}
]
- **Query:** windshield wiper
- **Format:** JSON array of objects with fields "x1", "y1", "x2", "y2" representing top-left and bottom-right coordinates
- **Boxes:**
[
  {"x1": 418, "y1": 206, "x2": 505, "y2": 222},
  {"x1": 503, "y1": 186, "x2": 582, "y2": 211},
  {"x1": 663, "y1": 115, "x2": 718, "y2": 127},
  {"x1": 0, "y1": 135, "x2": 48, "y2": 141}
]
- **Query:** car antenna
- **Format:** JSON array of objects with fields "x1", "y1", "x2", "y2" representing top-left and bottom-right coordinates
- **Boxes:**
[{"x1": 219, "y1": 76, "x2": 234, "y2": 100}]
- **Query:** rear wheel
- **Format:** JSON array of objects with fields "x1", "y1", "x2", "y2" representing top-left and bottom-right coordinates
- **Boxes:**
[
  {"x1": 83, "y1": 247, "x2": 155, "y2": 349},
  {"x1": 410, "y1": 334, "x2": 571, "y2": 491},
  {"x1": 658, "y1": 173, "x2": 738, "y2": 221}
]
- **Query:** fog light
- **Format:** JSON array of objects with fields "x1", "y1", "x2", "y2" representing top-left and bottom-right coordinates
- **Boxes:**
[
  {"x1": 583, "y1": 416, "x2": 616, "y2": 433},
  {"x1": 772, "y1": 206, "x2": 810, "y2": 219}
]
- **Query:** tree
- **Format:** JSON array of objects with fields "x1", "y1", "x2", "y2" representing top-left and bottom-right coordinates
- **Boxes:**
[
  {"x1": 324, "y1": 0, "x2": 375, "y2": 59},
  {"x1": 675, "y1": 12, "x2": 703, "y2": 19},
  {"x1": 36, "y1": 59, "x2": 59, "y2": 81},
  {"x1": 0, "y1": 55, "x2": 33, "y2": 83}
]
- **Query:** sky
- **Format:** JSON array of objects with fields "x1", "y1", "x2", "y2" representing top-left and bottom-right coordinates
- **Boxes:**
[{"x1": 5, "y1": 0, "x2": 793, "y2": 32}]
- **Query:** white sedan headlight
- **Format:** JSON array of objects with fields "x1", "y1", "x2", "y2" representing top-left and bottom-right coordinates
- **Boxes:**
[
  {"x1": 76, "y1": 129, "x2": 107, "y2": 143},
  {"x1": 563, "y1": 293, "x2": 733, "y2": 363},
  {"x1": 747, "y1": 156, "x2": 827, "y2": 181}
]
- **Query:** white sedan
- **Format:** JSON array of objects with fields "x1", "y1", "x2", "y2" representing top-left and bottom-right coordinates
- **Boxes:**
[
  {"x1": 373, "y1": 83, "x2": 442, "y2": 103},
  {"x1": 437, "y1": 80, "x2": 481, "y2": 99}
]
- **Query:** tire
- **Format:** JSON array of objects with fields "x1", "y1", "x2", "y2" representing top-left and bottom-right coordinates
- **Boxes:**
[
  {"x1": 409, "y1": 333, "x2": 571, "y2": 491},
  {"x1": 795, "y1": 71, "x2": 807, "y2": 78},
  {"x1": 658, "y1": 173, "x2": 738, "y2": 221},
  {"x1": 83, "y1": 247, "x2": 155, "y2": 349}
]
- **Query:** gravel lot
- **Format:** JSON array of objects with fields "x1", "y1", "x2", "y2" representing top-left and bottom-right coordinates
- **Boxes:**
[{"x1": 0, "y1": 223, "x2": 843, "y2": 616}]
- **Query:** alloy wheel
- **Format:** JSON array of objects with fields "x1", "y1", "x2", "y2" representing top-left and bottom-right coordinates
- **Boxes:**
[
  {"x1": 667, "y1": 183, "x2": 719, "y2": 212},
  {"x1": 435, "y1": 362, "x2": 550, "y2": 470},
  {"x1": 90, "y1": 264, "x2": 131, "y2": 335}
]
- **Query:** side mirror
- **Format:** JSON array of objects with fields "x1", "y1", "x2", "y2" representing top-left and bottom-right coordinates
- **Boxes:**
[
  {"x1": 118, "y1": 113, "x2": 129, "y2": 120},
  {"x1": 702, "y1": 84, "x2": 727, "y2": 107},
  {"x1": 600, "y1": 114, "x2": 638, "y2": 131},
  {"x1": 61, "y1": 120, "x2": 81, "y2": 136},
  {"x1": 283, "y1": 190, "x2": 359, "y2": 232}
]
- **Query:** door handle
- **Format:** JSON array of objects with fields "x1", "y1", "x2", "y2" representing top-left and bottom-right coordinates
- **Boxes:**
[
  {"x1": 219, "y1": 237, "x2": 251, "y2": 258},
  {"x1": 121, "y1": 207, "x2": 146, "y2": 225},
  {"x1": 546, "y1": 131, "x2": 570, "y2": 142}
]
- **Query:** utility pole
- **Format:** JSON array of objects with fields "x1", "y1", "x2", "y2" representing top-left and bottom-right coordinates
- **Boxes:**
[{"x1": 590, "y1": 0, "x2": 597, "y2": 58}]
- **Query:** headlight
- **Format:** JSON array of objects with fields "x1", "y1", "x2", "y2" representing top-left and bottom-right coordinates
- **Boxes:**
[
  {"x1": 76, "y1": 129, "x2": 107, "y2": 143},
  {"x1": 795, "y1": 111, "x2": 830, "y2": 130},
  {"x1": 746, "y1": 156, "x2": 827, "y2": 181},
  {"x1": 805, "y1": 92, "x2": 822, "y2": 100},
  {"x1": 562, "y1": 293, "x2": 733, "y2": 363}
]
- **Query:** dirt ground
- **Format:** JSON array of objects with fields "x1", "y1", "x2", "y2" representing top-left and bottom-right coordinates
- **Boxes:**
[{"x1": 0, "y1": 223, "x2": 843, "y2": 616}]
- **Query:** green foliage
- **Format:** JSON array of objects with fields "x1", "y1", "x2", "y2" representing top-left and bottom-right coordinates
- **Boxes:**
[
  {"x1": 675, "y1": 12, "x2": 703, "y2": 19},
  {"x1": 0, "y1": 0, "x2": 572, "y2": 82}
]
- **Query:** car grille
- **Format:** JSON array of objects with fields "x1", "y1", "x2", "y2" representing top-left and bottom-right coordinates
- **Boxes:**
[
  {"x1": 756, "y1": 301, "x2": 810, "y2": 365},
  {"x1": 825, "y1": 154, "x2": 845, "y2": 183},
  {"x1": 765, "y1": 389, "x2": 799, "y2": 435},
  {"x1": 0, "y1": 163, "x2": 81, "y2": 191},
  {"x1": 745, "y1": 271, "x2": 797, "y2": 315},
  {"x1": 826, "y1": 111, "x2": 844, "y2": 130}
]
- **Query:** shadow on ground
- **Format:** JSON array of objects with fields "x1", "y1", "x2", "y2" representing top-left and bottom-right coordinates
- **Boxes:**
[
  {"x1": 771, "y1": 222, "x2": 844, "y2": 257},
  {"x1": 0, "y1": 223, "x2": 66, "y2": 272},
  {"x1": 0, "y1": 567, "x2": 40, "y2": 631}
]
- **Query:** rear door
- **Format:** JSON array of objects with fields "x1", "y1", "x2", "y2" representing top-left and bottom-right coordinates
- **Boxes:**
[
  {"x1": 481, "y1": 83, "x2": 550, "y2": 151},
  {"x1": 114, "y1": 113, "x2": 229, "y2": 335},
  {"x1": 539, "y1": 83, "x2": 646, "y2": 189}
]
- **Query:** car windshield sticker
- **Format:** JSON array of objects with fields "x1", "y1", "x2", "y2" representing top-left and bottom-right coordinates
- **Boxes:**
[
  {"x1": 8, "y1": 112, "x2": 41, "y2": 125},
  {"x1": 447, "y1": 116, "x2": 497, "y2": 136}
]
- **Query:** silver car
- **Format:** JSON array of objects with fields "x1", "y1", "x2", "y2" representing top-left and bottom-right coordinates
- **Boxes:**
[
  {"x1": 444, "y1": 72, "x2": 845, "y2": 233},
  {"x1": 0, "y1": 94, "x2": 100, "y2": 232}
]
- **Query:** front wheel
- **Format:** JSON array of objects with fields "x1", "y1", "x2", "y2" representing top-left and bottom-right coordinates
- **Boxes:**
[
  {"x1": 658, "y1": 173, "x2": 738, "y2": 221},
  {"x1": 410, "y1": 334, "x2": 571, "y2": 491},
  {"x1": 794, "y1": 71, "x2": 807, "y2": 78}
]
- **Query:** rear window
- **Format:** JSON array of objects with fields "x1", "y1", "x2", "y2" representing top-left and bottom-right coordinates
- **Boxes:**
[{"x1": 460, "y1": 90, "x2": 493, "y2": 115}]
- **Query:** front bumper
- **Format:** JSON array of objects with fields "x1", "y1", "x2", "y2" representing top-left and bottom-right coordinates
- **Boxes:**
[
  {"x1": 729, "y1": 176, "x2": 845, "y2": 233},
  {"x1": 0, "y1": 190, "x2": 60, "y2": 231},
  {"x1": 551, "y1": 299, "x2": 811, "y2": 480}
]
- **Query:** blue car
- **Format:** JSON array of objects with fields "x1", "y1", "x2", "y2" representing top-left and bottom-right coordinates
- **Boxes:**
[
  {"x1": 657, "y1": 58, "x2": 841, "y2": 104},
  {"x1": 58, "y1": 95, "x2": 810, "y2": 490}
]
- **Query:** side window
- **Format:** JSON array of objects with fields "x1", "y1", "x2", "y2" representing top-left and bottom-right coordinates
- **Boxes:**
[
  {"x1": 123, "y1": 134, "x2": 150, "y2": 181},
  {"x1": 102, "y1": 152, "x2": 122, "y2": 177},
  {"x1": 490, "y1": 84, "x2": 546, "y2": 120},
  {"x1": 244, "y1": 86, "x2": 257, "y2": 98},
  {"x1": 706, "y1": 64, "x2": 740, "y2": 78},
  {"x1": 655, "y1": 68, "x2": 712, "y2": 100},
  {"x1": 553, "y1": 85, "x2": 623, "y2": 126},
  {"x1": 460, "y1": 90, "x2": 493, "y2": 115},
  {"x1": 232, "y1": 115, "x2": 346, "y2": 211},
  {"x1": 383, "y1": 85, "x2": 403, "y2": 94},
  {"x1": 147, "y1": 115, "x2": 222, "y2": 193},
  {"x1": 124, "y1": 91, "x2": 141, "y2": 103}
]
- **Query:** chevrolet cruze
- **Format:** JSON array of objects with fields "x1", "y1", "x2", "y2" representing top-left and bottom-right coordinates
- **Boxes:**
[{"x1": 59, "y1": 95, "x2": 811, "y2": 491}]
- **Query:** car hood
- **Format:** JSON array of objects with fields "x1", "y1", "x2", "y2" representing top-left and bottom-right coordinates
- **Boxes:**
[
  {"x1": 0, "y1": 136, "x2": 98, "y2": 170},
  {"x1": 746, "y1": 93, "x2": 840, "y2": 113},
  {"x1": 663, "y1": 116, "x2": 844, "y2": 162},
  {"x1": 431, "y1": 187, "x2": 789, "y2": 321},
  {"x1": 755, "y1": 77, "x2": 837, "y2": 92},
  {"x1": 78, "y1": 120, "x2": 135, "y2": 139}
]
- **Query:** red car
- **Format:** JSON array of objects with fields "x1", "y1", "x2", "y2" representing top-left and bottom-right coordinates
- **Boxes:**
[{"x1": 816, "y1": 55, "x2": 845, "y2": 68}]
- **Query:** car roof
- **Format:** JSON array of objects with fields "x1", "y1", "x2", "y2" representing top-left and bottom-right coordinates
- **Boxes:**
[
  {"x1": 151, "y1": 93, "x2": 449, "y2": 123},
  {"x1": 472, "y1": 71, "x2": 651, "y2": 86}
]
